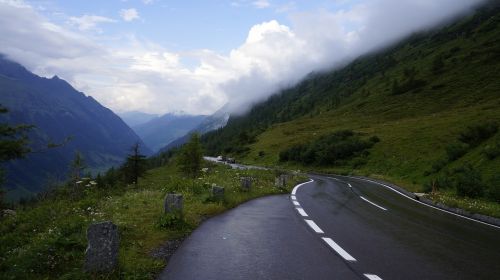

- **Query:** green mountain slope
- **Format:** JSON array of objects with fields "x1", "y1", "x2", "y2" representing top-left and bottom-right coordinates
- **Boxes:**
[{"x1": 202, "y1": 3, "x2": 500, "y2": 197}]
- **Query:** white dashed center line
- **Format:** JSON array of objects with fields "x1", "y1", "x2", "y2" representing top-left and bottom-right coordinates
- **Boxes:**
[
  {"x1": 322, "y1": 237, "x2": 357, "y2": 262},
  {"x1": 305, "y1": 219, "x2": 324, "y2": 234},
  {"x1": 364, "y1": 273, "x2": 383, "y2": 280},
  {"x1": 360, "y1": 196, "x2": 387, "y2": 211},
  {"x1": 296, "y1": 208, "x2": 308, "y2": 217},
  {"x1": 291, "y1": 179, "x2": 384, "y2": 278}
]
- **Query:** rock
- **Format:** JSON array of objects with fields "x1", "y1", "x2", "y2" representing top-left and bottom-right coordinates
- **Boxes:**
[
  {"x1": 275, "y1": 174, "x2": 289, "y2": 189},
  {"x1": 84, "y1": 221, "x2": 119, "y2": 273},
  {"x1": 240, "y1": 177, "x2": 252, "y2": 191},
  {"x1": 2, "y1": 209, "x2": 16, "y2": 217},
  {"x1": 212, "y1": 186, "x2": 225, "y2": 198},
  {"x1": 164, "y1": 193, "x2": 183, "y2": 214}
]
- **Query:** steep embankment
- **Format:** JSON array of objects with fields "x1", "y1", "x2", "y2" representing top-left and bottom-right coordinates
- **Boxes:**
[{"x1": 202, "y1": 3, "x2": 500, "y2": 197}]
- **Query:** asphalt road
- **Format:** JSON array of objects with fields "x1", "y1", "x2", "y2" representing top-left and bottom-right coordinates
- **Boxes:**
[{"x1": 159, "y1": 175, "x2": 500, "y2": 280}]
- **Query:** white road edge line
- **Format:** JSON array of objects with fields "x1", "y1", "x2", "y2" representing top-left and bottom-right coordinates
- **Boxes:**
[
  {"x1": 322, "y1": 237, "x2": 357, "y2": 262},
  {"x1": 292, "y1": 179, "x2": 314, "y2": 195},
  {"x1": 291, "y1": 195, "x2": 297, "y2": 200},
  {"x1": 360, "y1": 196, "x2": 387, "y2": 211},
  {"x1": 296, "y1": 208, "x2": 308, "y2": 217},
  {"x1": 343, "y1": 176, "x2": 500, "y2": 230},
  {"x1": 364, "y1": 274, "x2": 383, "y2": 280},
  {"x1": 348, "y1": 183, "x2": 353, "y2": 188},
  {"x1": 305, "y1": 219, "x2": 324, "y2": 234},
  {"x1": 293, "y1": 201, "x2": 301, "y2": 206}
]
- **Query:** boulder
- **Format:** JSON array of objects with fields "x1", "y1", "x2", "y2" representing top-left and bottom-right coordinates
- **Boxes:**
[
  {"x1": 84, "y1": 221, "x2": 119, "y2": 273},
  {"x1": 275, "y1": 174, "x2": 289, "y2": 189},
  {"x1": 240, "y1": 177, "x2": 252, "y2": 191},
  {"x1": 164, "y1": 193, "x2": 183, "y2": 214},
  {"x1": 212, "y1": 186, "x2": 225, "y2": 199},
  {"x1": 2, "y1": 209, "x2": 16, "y2": 217}
]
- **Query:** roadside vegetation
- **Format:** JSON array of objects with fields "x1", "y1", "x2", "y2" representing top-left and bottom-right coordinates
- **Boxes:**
[
  {"x1": 0, "y1": 135, "x2": 305, "y2": 279},
  {"x1": 201, "y1": 3, "x2": 500, "y2": 218}
]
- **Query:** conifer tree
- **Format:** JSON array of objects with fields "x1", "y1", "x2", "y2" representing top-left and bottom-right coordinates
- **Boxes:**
[
  {"x1": 123, "y1": 142, "x2": 147, "y2": 185},
  {"x1": 0, "y1": 105, "x2": 33, "y2": 208},
  {"x1": 177, "y1": 133, "x2": 203, "y2": 178}
]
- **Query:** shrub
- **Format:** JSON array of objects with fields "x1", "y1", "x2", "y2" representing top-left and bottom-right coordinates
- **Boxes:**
[
  {"x1": 369, "y1": 136, "x2": 380, "y2": 143},
  {"x1": 482, "y1": 142, "x2": 500, "y2": 160},
  {"x1": 458, "y1": 122, "x2": 498, "y2": 147},
  {"x1": 445, "y1": 142, "x2": 469, "y2": 161},
  {"x1": 453, "y1": 165, "x2": 485, "y2": 198},
  {"x1": 429, "y1": 158, "x2": 448, "y2": 174},
  {"x1": 156, "y1": 212, "x2": 184, "y2": 229},
  {"x1": 279, "y1": 130, "x2": 378, "y2": 166},
  {"x1": 486, "y1": 174, "x2": 500, "y2": 202}
]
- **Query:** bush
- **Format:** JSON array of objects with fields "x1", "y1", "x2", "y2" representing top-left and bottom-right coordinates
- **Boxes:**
[
  {"x1": 453, "y1": 165, "x2": 485, "y2": 198},
  {"x1": 458, "y1": 122, "x2": 498, "y2": 147},
  {"x1": 369, "y1": 136, "x2": 380, "y2": 143},
  {"x1": 429, "y1": 158, "x2": 448, "y2": 174},
  {"x1": 279, "y1": 130, "x2": 379, "y2": 166},
  {"x1": 156, "y1": 212, "x2": 184, "y2": 229},
  {"x1": 445, "y1": 142, "x2": 469, "y2": 161},
  {"x1": 486, "y1": 174, "x2": 500, "y2": 202},
  {"x1": 482, "y1": 142, "x2": 500, "y2": 160}
]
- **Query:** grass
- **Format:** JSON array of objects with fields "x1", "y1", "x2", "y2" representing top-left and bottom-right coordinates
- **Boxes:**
[
  {"x1": 0, "y1": 160, "x2": 306, "y2": 279},
  {"x1": 428, "y1": 190, "x2": 500, "y2": 218}
]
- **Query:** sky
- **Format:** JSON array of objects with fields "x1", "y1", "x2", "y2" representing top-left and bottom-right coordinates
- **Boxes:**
[{"x1": 0, "y1": 0, "x2": 486, "y2": 115}]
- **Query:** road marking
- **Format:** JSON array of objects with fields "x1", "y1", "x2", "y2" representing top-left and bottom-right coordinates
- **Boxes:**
[
  {"x1": 296, "y1": 208, "x2": 308, "y2": 217},
  {"x1": 322, "y1": 237, "x2": 357, "y2": 262},
  {"x1": 292, "y1": 179, "x2": 314, "y2": 195},
  {"x1": 291, "y1": 195, "x2": 296, "y2": 200},
  {"x1": 343, "y1": 176, "x2": 500, "y2": 230},
  {"x1": 360, "y1": 196, "x2": 387, "y2": 211},
  {"x1": 364, "y1": 274, "x2": 383, "y2": 280},
  {"x1": 293, "y1": 201, "x2": 300, "y2": 206},
  {"x1": 305, "y1": 219, "x2": 324, "y2": 234},
  {"x1": 348, "y1": 183, "x2": 353, "y2": 188}
]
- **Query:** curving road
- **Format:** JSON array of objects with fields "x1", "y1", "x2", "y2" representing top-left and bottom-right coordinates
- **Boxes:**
[{"x1": 159, "y1": 175, "x2": 500, "y2": 280}]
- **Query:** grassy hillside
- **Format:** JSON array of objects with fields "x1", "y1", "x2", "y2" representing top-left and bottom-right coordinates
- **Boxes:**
[
  {"x1": 203, "y1": 2, "x2": 500, "y2": 215},
  {"x1": 0, "y1": 160, "x2": 303, "y2": 279}
]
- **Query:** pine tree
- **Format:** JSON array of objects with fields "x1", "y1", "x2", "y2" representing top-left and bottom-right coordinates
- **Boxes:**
[
  {"x1": 0, "y1": 105, "x2": 33, "y2": 208},
  {"x1": 123, "y1": 142, "x2": 147, "y2": 185},
  {"x1": 177, "y1": 133, "x2": 203, "y2": 178},
  {"x1": 70, "y1": 151, "x2": 86, "y2": 182}
]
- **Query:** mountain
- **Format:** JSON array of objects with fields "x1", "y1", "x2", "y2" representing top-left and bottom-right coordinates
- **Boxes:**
[
  {"x1": 0, "y1": 55, "x2": 151, "y2": 200},
  {"x1": 132, "y1": 113, "x2": 206, "y2": 152},
  {"x1": 159, "y1": 104, "x2": 230, "y2": 152},
  {"x1": 118, "y1": 111, "x2": 159, "y2": 127},
  {"x1": 201, "y1": 2, "x2": 500, "y2": 188}
]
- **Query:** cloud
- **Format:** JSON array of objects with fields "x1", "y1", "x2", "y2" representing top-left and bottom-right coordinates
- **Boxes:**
[
  {"x1": 120, "y1": 8, "x2": 139, "y2": 21},
  {"x1": 69, "y1": 15, "x2": 115, "y2": 31},
  {"x1": 253, "y1": 0, "x2": 270, "y2": 9},
  {"x1": 142, "y1": 0, "x2": 155, "y2": 4},
  {"x1": 0, "y1": 0, "x2": 487, "y2": 117}
]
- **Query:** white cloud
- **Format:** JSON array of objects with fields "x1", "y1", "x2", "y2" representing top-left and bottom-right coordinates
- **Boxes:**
[
  {"x1": 0, "y1": 0, "x2": 487, "y2": 116},
  {"x1": 253, "y1": 0, "x2": 270, "y2": 9},
  {"x1": 69, "y1": 15, "x2": 115, "y2": 31},
  {"x1": 120, "y1": 8, "x2": 139, "y2": 22},
  {"x1": 142, "y1": 0, "x2": 155, "y2": 4}
]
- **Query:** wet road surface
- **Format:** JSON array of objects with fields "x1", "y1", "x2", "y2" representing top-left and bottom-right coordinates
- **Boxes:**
[{"x1": 159, "y1": 175, "x2": 500, "y2": 280}]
